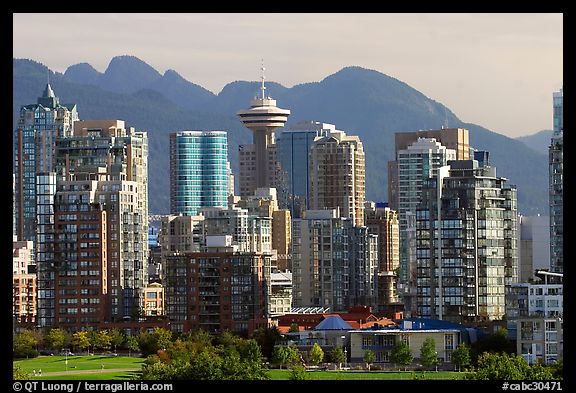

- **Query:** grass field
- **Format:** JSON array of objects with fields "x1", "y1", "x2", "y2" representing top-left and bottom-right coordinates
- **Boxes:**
[
  {"x1": 39, "y1": 371, "x2": 142, "y2": 380},
  {"x1": 14, "y1": 356, "x2": 466, "y2": 380},
  {"x1": 14, "y1": 355, "x2": 144, "y2": 379},
  {"x1": 267, "y1": 369, "x2": 466, "y2": 380}
]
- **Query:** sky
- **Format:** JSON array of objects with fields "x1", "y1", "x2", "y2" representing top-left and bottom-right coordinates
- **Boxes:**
[{"x1": 13, "y1": 13, "x2": 563, "y2": 138}]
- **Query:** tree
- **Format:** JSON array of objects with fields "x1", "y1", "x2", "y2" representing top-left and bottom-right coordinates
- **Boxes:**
[
  {"x1": 309, "y1": 343, "x2": 324, "y2": 366},
  {"x1": 390, "y1": 341, "x2": 413, "y2": 371},
  {"x1": 153, "y1": 327, "x2": 173, "y2": 352},
  {"x1": 364, "y1": 350, "x2": 376, "y2": 371},
  {"x1": 239, "y1": 339, "x2": 263, "y2": 363},
  {"x1": 71, "y1": 331, "x2": 90, "y2": 353},
  {"x1": 251, "y1": 326, "x2": 282, "y2": 361},
  {"x1": 109, "y1": 329, "x2": 125, "y2": 353},
  {"x1": 13, "y1": 329, "x2": 40, "y2": 359},
  {"x1": 87, "y1": 330, "x2": 99, "y2": 354},
  {"x1": 126, "y1": 335, "x2": 140, "y2": 357},
  {"x1": 45, "y1": 328, "x2": 68, "y2": 351},
  {"x1": 288, "y1": 324, "x2": 300, "y2": 333},
  {"x1": 470, "y1": 328, "x2": 515, "y2": 364},
  {"x1": 465, "y1": 352, "x2": 556, "y2": 380},
  {"x1": 330, "y1": 346, "x2": 346, "y2": 367},
  {"x1": 95, "y1": 330, "x2": 112, "y2": 351},
  {"x1": 420, "y1": 337, "x2": 439, "y2": 370},
  {"x1": 13, "y1": 365, "x2": 30, "y2": 380},
  {"x1": 289, "y1": 364, "x2": 310, "y2": 380},
  {"x1": 451, "y1": 343, "x2": 471, "y2": 372},
  {"x1": 272, "y1": 346, "x2": 289, "y2": 369}
]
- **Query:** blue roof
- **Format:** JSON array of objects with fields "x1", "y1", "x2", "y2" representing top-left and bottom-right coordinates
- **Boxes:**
[{"x1": 314, "y1": 315, "x2": 352, "y2": 330}]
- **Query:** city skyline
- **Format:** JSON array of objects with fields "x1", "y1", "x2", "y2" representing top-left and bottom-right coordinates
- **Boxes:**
[{"x1": 13, "y1": 13, "x2": 562, "y2": 139}]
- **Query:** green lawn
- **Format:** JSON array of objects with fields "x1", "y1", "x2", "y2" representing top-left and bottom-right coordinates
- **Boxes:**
[
  {"x1": 14, "y1": 355, "x2": 144, "y2": 376},
  {"x1": 267, "y1": 369, "x2": 466, "y2": 380},
  {"x1": 40, "y1": 371, "x2": 142, "y2": 380}
]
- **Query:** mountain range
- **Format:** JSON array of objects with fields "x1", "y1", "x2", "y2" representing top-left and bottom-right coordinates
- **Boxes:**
[{"x1": 13, "y1": 55, "x2": 549, "y2": 216}]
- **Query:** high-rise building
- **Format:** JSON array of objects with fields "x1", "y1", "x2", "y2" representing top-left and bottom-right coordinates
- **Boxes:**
[
  {"x1": 415, "y1": 159, "x2": 518, "y2": 323},
  {"x1": 394, "y1": 138, "x2": 457, "y2": 311},
  {"x1": 388, "y1": 128, "x2": 471, "y2": 213},
  {"x1": 518, "y1": 215, "x2": 551, "y2": 282},
  {"x1": 309, "y1": 129, "x2": 366, "y2": 226},
  {"x1": 14, "y1": 84, "x2": 79, "y2": 242},
  {"x1": 53, "y1": 120, "x2": 149, "y2": 324},
  {"x1": 56, "y1": 119, "x2": 148, "y2": 237},
  {"x1": 163, "y1": 247, "x2": 271, "y2": 335},
  {"x1": 276, "y1": 121, "x2": 330, "y2": 216},
  {"x1": 236, "y1": 188, "x2": 292, "y2": 271},
  {"x1": 365, "y1": 202, "x2": 401, "y2": 309},
  {"x1": 169, "y1": 131, "x2": 229, "y2": 216},
  {"x1": 291, "y1": 209, "x2": 377, "y2": 311},
  {"x1": 159, "y1": 215, "x2": 205, "y2": 256},
  {"x1": 549, "y1": 88, "x2": 563, "y2": 274},
  {"x1": 52, "y1": 177, "x2": 108, "y2": 330},
  {"x1": 237, "y1": 69, "x2": 290, "y2": 197},
  {"x1": 13, "y1": 236, "x2": 36, "y2": 326},
  {"x1": 35, "y1": 172, "x2": 57, "y2": 327}
]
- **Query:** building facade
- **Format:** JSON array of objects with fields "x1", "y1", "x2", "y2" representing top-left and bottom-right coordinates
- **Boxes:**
[
  {"x1": 291, "y1": 210, "x2": 377, "y2": 311},
  {"x1": 13, "y1": 237, "x2": 37, "y2": 326},
  {"x1": 309, "y1": 129, "x2": 366, "y2": 227},
  {"x1": 415, "y1": 159, "x2": 518, "y2": 323},
  {"x1": 365, "y1": 202, "x2": 401, "y2": 308},
  {"x1": 276, "y1": 121, "x2": 330, "y2": 216},
  {"x1": 14, "y1": 84, "x2": 78, "y2": 242},
  {"x1": 169, "y1": 131, "x2": 229, "y2": 216},
  {"x1": 163, "y1": 249, "x2": 271, "y2": 335},
  {"x1": 388, "y1": 128, "x2": 471, "y2": 213},
  {"x1": 549, "y1": 88, "x2": 563, "y2": 274}
]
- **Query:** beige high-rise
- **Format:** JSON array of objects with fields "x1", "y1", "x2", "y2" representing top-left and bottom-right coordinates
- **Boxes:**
[
  {"x1": 388, "y1": 128, "x2": 470, "y2": 212},
  {"x1": 309, "y1": 129, "x2": 365, "y2": 226}
]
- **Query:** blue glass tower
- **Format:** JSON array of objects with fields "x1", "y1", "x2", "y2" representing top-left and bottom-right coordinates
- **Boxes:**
[
  {"x1": 170, "y1": 131, "x2": 229, "y2": 216},
  {"x1": 276, "y1": 121, "x2": 330, "y2": 217}
]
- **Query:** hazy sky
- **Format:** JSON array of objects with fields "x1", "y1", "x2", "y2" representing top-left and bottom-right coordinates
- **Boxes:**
[{"x1": 13, "y1": 13, "x2": 562, "y2": 138}]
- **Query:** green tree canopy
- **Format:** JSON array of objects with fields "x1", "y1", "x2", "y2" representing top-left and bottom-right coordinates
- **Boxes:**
[
  {"x1": 390, "y1": 341, "x2": 413, "y2": 371},
  {"x1": 109, "y1": 329, "x2": 125, "y2": 352},
  {"x1": 251, "y1": 326, "x2": 282, "y2": 360},
  {"x1": 13, "y1": 365, "x2": 30, "y2": 380},
  {"x1": 13, "y1": 329, "x2": 40, "y2": 358},
  {"x1": 364, "y1": 349, "x2": 376, "y2": 370},
  {"x1": 309, "y1": 343, "x2": 324, "y2": 366},
  {"x1": 71, "y1": 331, "x2": 90, "y2": 353},
  {"x1": 466, "y1": 352, "x2": 557, "y2": 380},
  {"x1": 451, "y1": 343, "x2": 471, "y2": 372},
  {"x1": 126, "y1": 335, "x2": 140, "y2": 357},
  {"x1": 330, "y1": 346, "x2": 346, "y2": 365},
  {"x1": 45, "y1": 328, "x2": 69, "y2": 350},
  {"x1": 420, "y1": 337, "x2": 439, "y2": 369}
]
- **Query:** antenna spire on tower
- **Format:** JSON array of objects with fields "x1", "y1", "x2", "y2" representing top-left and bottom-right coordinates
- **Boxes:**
[{"x1": 260, "y1": 59, "x2": 266, "y2": 99}]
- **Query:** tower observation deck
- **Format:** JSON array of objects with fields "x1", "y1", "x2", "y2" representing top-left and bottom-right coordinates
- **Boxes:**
[{"x1": 237, "y1": 63, "x2": 290, "y2": 189}]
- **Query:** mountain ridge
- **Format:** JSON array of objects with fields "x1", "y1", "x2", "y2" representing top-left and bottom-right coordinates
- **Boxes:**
[{"x1": 13, "y1": 56, "x2": 548, "y2": 215}]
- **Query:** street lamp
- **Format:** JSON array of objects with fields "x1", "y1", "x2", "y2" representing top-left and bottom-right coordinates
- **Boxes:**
[
  {"x1": 344, "y1": 347, "x2": 348, "y2": 369},
  {"x1": 435, "y1": 351, "x2": 438, "y2": 372}
]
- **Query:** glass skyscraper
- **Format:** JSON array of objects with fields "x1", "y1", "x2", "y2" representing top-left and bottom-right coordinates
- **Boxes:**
[
  {"x1": 276, "y1": 121, "x2": 330, "y2": 217},
  {"x1": 14, "y1": 83, "x2": 78, "y2": 242},
  {"x1": 170, "y1": 131, "x2": 229, "y2": 216},
  {"x1": 549, "y1": 88, "x2": 563, "y2": 274}
]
